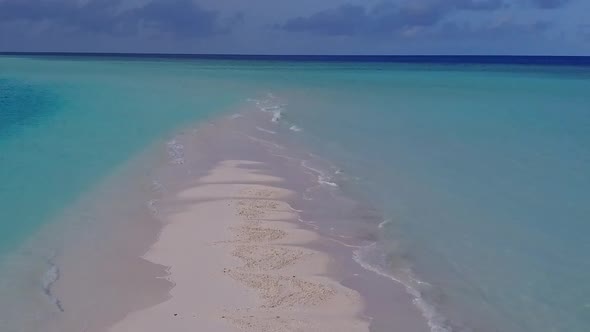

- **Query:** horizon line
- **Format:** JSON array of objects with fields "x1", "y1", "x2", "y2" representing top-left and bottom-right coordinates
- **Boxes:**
[
  {"x1": 1, "y1": 52, "x2": 588, "y2": 57},
  {"x1": 2, "y1": 52, "x2": 589, "y2": 66}
]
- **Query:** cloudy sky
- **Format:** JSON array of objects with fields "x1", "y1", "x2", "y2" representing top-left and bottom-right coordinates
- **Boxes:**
[{"x1": 0, "y1": 0, "x2": 588, "y2": 54}]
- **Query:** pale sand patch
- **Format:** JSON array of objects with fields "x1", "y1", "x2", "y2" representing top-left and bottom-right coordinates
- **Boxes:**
[
  {"x1": 198, "y1": 160, "x2": 284, "y2": 184},
  {"x1": 231, "y1": 245, "x2": 310, "y2": 271},
  {"x1": 108, "y1": 160, "x2": 368, "y2": 332}
]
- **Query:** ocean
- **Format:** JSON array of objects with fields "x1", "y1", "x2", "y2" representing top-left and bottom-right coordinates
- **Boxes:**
[{"x1": 0, "y1": 54, "x2": 589, "y2": 332}]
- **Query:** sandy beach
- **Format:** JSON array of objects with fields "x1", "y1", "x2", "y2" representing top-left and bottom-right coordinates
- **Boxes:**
[
  {"x1": 108, "y1": 159, "x2": 369, "y2": 331},
  {"x1": 38, "y1": 108, "x2": 429, "y2": 332}
]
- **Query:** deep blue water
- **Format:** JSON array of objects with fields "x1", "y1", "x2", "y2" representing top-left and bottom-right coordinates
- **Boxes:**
[
  {"x1": 3, "y1": 53, "x2": 590, "y2": 66},
  {"x1": 0, "y1": 79, "x2": 60, "y2": 134}
]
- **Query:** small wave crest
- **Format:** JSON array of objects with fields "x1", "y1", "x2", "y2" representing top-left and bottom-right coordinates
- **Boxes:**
[
  {"x1": 353, "y1": 243, "x2": 452, "y2": 332},
  {"x1": 147, "y1": 199, "x2": 159, "y2": 216},
  {"x1": 289, "y1": 125, "x2": 302, "y2": 132},
  {"x1": 256, "y1": 126, "x2": 277, "y2": 134},
  {"x1": 271, "y1": 110, "x2": 282, "y2": 122},
  {"x1": 318, "y1": 176, "x2": 339, "y2": 188},
  {"x1": 166, "y1": 139, "x2": 185, "y2": 165},
  {"x1": 150, "y1": 180, "x2": 163, "y2": 193},
  {"x1": 378, "y1": 219, "x2": 393, "y2": 229},
  {"x1": 297, "y1": 217, "x2": 320, "y2": 230},
  {"x1": 248, "y1": 93, "x2": 286, "y2": 123},
  {"x1": 301, "y1": 160, "x2": 339, "y2": 188}
]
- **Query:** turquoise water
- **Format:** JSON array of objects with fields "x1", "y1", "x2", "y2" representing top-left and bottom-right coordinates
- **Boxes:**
[
  {"x1": 0, "y1": 57, "x2": 249, "y2": 254},
  {"x1": 276, "y1": 64, "x2": 590, "y2": 332},
  {"x1": 1, "y1": 56, "x2": 589, "y2": 332},
  {"x1": 0, "y1": 57, "x2": 252, "y2": 330}
]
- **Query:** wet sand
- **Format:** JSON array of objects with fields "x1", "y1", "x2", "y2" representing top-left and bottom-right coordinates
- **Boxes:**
[{"x1": 43, "y1": 103, "x2": 429, "y2": 332}]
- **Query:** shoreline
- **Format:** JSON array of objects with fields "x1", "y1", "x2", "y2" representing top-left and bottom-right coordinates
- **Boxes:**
[
  {"x1": 35, "y1": 100, "x2": 431, "y2": 332},
  {"x1": 2, "y1": 57, "x2": 587, "y2": 332},
  {"x1": 109, "y1": 159, "x2": 369, "y2": 331}
]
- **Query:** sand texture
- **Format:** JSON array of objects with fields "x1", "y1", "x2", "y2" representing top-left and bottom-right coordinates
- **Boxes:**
[{"x1": 108, "y1": 160, "x2": 369, "y2": 332}]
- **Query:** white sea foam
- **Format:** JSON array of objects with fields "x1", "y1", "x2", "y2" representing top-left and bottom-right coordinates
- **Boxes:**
[
  {"x1": 300, "y1": 160, "x2": 324, "y2": 177},
  {"x1": 255, "y1": 126, "x2": 277, "y2": 134},
  {"x1": 166, "y1": 139, "x2": 185, "y2": 165},
  {"x1": 297, "y1": 217, "x2": 320, "y2": 230},
  {"x1": 378, "y1": 218, "x2": 393, "y2": 229},
  {"x1": 249, "y1": 93, "x2": 287, "y2": 124},
  {"x1": 318, "y1": 177, "x2": 339, "y2": 187},
  {"x1": 268, "y1": 151, "x2": 301, "y2": 163},
  {"x1": 150, "y1": 180, "x2": 163, "y2": 193},
  {"x1": 289, "y1": 125, "x2": 302, "y2": 132},
  {"x1": 245, "y1": 135, "x2": 285, "y2": 150},
  {"x1": 301, "y1": 160, "x2": 339, "y2": 188},
  {"x1": 353, "y1": 244, "x2": 452, "y2": 332},
  {"x1": 271, "y1": 110, "x2": 282, "y2": 122},
  {"x1": 261, "y1": 105, "x2": 282, "y2": 112},
  {"x1": 147, "y1": 199, "x2": 159, "y2": 216},
  {"x1": 229, "y1": 113, "x2": 243, "y2": 120}
]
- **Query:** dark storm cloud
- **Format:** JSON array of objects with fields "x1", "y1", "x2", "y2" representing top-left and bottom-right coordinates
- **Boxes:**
[
  {"x1": 0, "y1": 0, "x2": 122, "y2": 34},
  {"x1": 436, "y1": 19, "x2": 553, "y2": 40},
  {"x1": 0, "y1": 0, "x2": 239, "y2": 38},
  {"x1": 0, "y1": 0, "x2": 587, "y2": 54},
  {"x1": 278, "y1": 0, "x2": 508, "y2": 36},
  {"x1": 278, "y1": 4, "x2": 366, "y2": 36},
  {"x1": 128, "y1": 0, "x2": 244, "y2": 37},
  {"x1": 530, "y1": 0, "x2": 572, "y2": 9}
]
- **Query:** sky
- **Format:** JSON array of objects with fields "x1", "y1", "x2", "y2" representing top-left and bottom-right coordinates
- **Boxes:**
[{"x1": 0, "y1": 0, "x2": 588, "y2": 55}]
